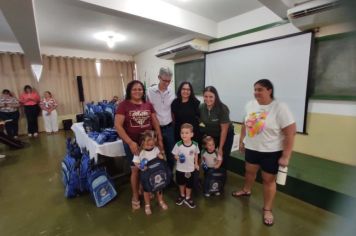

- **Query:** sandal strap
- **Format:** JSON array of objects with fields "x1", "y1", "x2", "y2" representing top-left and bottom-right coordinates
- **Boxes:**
[{"x1": 263, "y1": 208, "x2": 272, "y2": 212}]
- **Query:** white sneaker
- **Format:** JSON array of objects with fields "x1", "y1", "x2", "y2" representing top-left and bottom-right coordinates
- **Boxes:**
[
  {"x1": 0, "y1": 154, "x2": 5, "y2": 159},
  {"x1": 14, "y1": 136, "x2": 18, "y2": 139},
  {"x1": 33, "y1": 132, "x2": 38, "y2": 137},
  {"x1": 28, "y1": 133, "x2": 32, "y2": 137},
  {"x1": 214, "y1": 192, "x2": 221, "y2": 196}
]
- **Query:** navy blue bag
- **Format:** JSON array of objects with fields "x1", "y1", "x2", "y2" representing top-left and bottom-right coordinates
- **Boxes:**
[
  {"x1": 203, "y1": 168, "x2": 226, "y2": 194},
  {"x1": 87, "y1": 168, "x2": 117, "y2": 207},
  {"x1": 140, "y1": 158, "x2": 172, "y2": 192}
]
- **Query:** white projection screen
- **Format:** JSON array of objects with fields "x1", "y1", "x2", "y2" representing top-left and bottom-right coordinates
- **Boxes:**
[{"x1": 205, "y1": 32, "x2": 313, "y2": 133}]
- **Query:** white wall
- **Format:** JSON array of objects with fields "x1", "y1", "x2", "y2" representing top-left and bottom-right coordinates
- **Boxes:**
[
  {"x1": 134, "y1": 45, "x2": 174, "y2": 87},
  {"x1": 0, "y1": 42, "x2": 133, "y2": 61},
  {"x1": 217, "y1": 7, "x2": 282, "y2": 38}
]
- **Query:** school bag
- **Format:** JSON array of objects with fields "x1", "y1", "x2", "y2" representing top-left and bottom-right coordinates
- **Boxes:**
[
  {"x1": 203, "y1": 168, "x2": 226, "y2": 194},
  {"x1": 61, "y1": 138, "x2": 83, "y2": 198},
  {"x1": 87, "y1": 167, "x2": 117, "y2": 207},
  {"x1": 61, "y1": 139, "x2": 92, "y2": 196},
  {"x1": 140, "y1": 158, "x2": 172, "y2": 192}
]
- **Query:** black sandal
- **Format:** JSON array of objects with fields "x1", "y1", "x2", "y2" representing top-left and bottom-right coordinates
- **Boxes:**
[
  {"x1": 231, "y1": 190, "x2": 251, "y2": 198},
  {"x1": 262, "y1": 208, "x2": 274, "y2": 226}
]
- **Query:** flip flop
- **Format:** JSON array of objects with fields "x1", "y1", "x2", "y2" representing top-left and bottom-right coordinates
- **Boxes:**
[
  {"x1": 231, "y1": 190, "x2": 251, "y2": 198},
  {"x1": 262, "y1": 208, "x2": 274, "y2": 226},
  {"x1": 131, "y1": 199, "x2": 141, "y2": 210}
]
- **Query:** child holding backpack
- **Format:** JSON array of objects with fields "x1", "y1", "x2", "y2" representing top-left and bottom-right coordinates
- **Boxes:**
[
  {"x1": 201, "y1": 135, "x2": 223, "y2": 197},
  {"x1": 132, "y1": 130, "x2": 168, "y2": 215}
]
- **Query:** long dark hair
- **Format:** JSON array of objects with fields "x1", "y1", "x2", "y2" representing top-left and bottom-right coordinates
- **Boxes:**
[
  {"x1": 254, "y1": 79, "x2": 274, "y2": 99},
  {"x1": 203, "y1": 86, "x2": 227, "y2": 111},
  {"x1": 125, "y1": 80, "x2": 146, "y2": 102},
  {"x1": 176, "y1": 82, "x2": 199, "y2": 104}
]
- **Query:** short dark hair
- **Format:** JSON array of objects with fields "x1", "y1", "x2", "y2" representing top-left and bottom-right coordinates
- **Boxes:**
[
  {"x1": 2, "y1": 89, "x2": 10, "y2": 95},
  {"x1": 254, "y1": 79, "x2": 274, "y2": 99},
  {"x1": 176, "y1": 81, "x2": 199, "y2": 104},
  {"x1": 24, "y1": 85, "x2": 32, "y2": 92},
  {"x1": 125, "y1": 80, "x2": 146, "y2": 102}
]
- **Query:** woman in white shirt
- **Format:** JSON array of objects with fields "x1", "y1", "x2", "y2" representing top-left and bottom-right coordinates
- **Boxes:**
[
  {"x1": 40, "y1": 91, "x2": 59, "y2": 134},
  {"x1": 232, "y1": 79, "x2": 296, "y2": 226}
]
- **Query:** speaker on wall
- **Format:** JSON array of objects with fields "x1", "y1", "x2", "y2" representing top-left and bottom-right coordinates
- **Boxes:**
[{"x1": 76, "y1": 76, "x2": 85, "y2": 102}]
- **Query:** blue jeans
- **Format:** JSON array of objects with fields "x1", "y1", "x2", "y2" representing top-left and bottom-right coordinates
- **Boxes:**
[
  {"x1": 161, "y1": 125, "x2": 175, "y2": 172},
  {"x1": 123, "y1": 142, "x2": 134, "y2": 166}
]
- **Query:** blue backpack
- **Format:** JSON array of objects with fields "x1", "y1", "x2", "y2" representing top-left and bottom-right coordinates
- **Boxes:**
[
  {"x1": 61, "y1": 139, "x2": 92, "y2": 198},
  {"x1": 87, "y1": 168, "x2": 117, "y2": 207},
  {"x1": 140, "y1": 158, "x2": 172, "y2": 192},
  {"x1": 203, "y1": 168, "x2": 226, "y2": 194}
]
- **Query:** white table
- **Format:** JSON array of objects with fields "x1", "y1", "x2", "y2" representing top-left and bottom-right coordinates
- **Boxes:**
[{"x1": 71, "y1": 122, "x2": 126, "y2": 162}]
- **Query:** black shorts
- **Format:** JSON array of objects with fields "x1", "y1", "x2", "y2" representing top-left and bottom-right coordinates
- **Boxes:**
[
  {"x1": 245, "y1": 149, "x2": 282, "y2": 175},
  {"x1": 176, "y1": 170, "x2": 194, "y2": 189}
]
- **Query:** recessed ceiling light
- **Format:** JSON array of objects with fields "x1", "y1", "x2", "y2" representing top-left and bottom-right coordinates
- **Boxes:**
[{"x1": 94, "y1": 31, "x2": 126, "y2": 49}]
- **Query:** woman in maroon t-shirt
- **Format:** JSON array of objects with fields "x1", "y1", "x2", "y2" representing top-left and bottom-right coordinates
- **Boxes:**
[{"x1": 115, "y1": 80, "x2": 163, "y2": 210}]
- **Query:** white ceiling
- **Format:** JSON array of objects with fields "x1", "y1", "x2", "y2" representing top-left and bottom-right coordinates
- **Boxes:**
[
  {"x1": 161, "y1": 0, "x2": 262, "y2": 22},
  {"x1": 0, "y1": 0, "x2": 264, "y2": 56}
]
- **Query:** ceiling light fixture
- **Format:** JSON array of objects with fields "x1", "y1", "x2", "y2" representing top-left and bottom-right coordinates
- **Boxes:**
[{"x1": 94, "y1": 31, "x2": 126, "y2": 49}]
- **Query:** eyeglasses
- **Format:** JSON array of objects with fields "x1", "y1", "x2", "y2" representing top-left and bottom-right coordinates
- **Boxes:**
[{"x1": 159, "y1": 76, "x2": 172, "y2": 83}]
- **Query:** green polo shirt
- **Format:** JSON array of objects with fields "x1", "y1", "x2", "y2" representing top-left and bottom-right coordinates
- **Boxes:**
[{"x1": 199, "y1": 103, "x2": 233, "y2": 138}]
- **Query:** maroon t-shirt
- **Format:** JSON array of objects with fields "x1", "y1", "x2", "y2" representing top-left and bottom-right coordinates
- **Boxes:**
[{"x1": 116, "y1": 100, "x2": 156, "y2": 143}]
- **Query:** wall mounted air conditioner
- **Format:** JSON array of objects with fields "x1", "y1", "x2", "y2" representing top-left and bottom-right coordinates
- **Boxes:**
[
  {"x1": 287, "y1": 0, "x2": 344, "y2": 30},
  {"x1": 155, "y1": 39, "x2": 208, "y2": 60}
]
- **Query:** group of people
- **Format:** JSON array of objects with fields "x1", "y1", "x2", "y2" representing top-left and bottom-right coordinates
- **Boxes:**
[
  {"x1": 115, "y1": 67, "x2": 296, "y2": 226},
  {"x1": 0, "y1": 85, "x2": 59, "y2": 138}
]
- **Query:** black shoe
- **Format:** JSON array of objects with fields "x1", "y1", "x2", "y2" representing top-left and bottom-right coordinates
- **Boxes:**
[
  {"x1": 184, "y1": 198, "x2": 196, "y2": 208},
  {"x1": 176, "y1": 195, "x2": 185, "y2": 206}
]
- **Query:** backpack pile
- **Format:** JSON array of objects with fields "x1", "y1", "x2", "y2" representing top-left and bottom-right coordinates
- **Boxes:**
[{"x1": 61, "y1": 138, "x2": 117, "y2": 207}]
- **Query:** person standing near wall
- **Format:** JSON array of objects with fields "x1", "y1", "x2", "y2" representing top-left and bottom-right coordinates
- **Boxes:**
[
  {"x1": 147, "y1": 67, "x2": 176, "y2": 172},
  {"x1": 199, "y1": 86, "x2": 234, "y2": 169},
  {"x1": 171, "y1": 82, "x2": 200, "y2": 143},
  {"x1": 39, "y1": 91, "x2": 59, "y2": 134},
  {"x1": 0, "y1": 89, "x2": 20, "y2": 138},
  {"x1": 115, "y1": 80, "x2": 164, "y2": 210},
  {"x1": 232, "y1": 79, "x2": 296, "y2": 226},
  {"x1": 20, "y1": 85, "x2": 40, "y2": 137}
]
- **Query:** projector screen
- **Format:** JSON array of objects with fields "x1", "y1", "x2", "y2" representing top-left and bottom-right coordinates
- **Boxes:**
[{"x1": 205, "y1": 32, "x2": 313, "y2": 133}]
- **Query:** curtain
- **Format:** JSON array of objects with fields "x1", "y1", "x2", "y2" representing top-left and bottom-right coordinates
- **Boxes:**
[{"x1": 0, "y1": 53, "x2": 135, "y2": 116}]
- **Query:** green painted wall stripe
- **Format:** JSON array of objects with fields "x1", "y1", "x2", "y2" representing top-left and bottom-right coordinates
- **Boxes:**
[
  {"x1": 209, "y1": 19, "x2": 290, "y2": 44},
  {"x1": 310, "y1": 95, "x2": 356, "y2": 101},
  {"x1": 315, "y1": 31, "x2": 356, "y2": 42}
]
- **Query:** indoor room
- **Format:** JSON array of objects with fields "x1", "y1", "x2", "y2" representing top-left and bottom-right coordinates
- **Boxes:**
[{"x1": 0, "y1": 0, "x2": 356, "y2": 235}]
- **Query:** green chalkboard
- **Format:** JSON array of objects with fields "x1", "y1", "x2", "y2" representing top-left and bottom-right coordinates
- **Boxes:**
[
  {"x1": 174, "y1": 59, "x2": 205, "y2": 95},
  {"x1": 310, "y1": 32, "x2": 356, "y2": 100}
]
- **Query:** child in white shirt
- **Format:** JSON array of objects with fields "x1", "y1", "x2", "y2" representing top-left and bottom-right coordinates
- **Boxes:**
[
  {"x1": 172, "y1": 123, "x2": 200, "y2": 208},
  {"x1": 201, "y1": 135, "x2": 223, "y2": 197},
  {"x1": 132, "y1": 130, "x2": 168, "y2": 215}
]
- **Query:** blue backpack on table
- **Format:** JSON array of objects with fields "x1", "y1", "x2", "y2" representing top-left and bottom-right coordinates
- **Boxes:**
[
  {"x1": 203, "y1": 168, "x2": 226, "y2": 194},
  {"x1": 140, "y1": 158, "x2": 171, "y2": 192}
]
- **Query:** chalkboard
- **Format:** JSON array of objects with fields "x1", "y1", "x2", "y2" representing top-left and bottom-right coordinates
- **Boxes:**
[
  {"x1": 174, "y1": 59, "x2": 205, "y2": 95},
  {"x1": 311, "y1": 32, "x2": 356, "y2": 100}
]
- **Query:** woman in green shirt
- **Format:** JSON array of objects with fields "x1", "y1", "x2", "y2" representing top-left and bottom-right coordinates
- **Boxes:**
[{"x1": 199, "y1": 86, "x2": 234, "y2": 168}]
